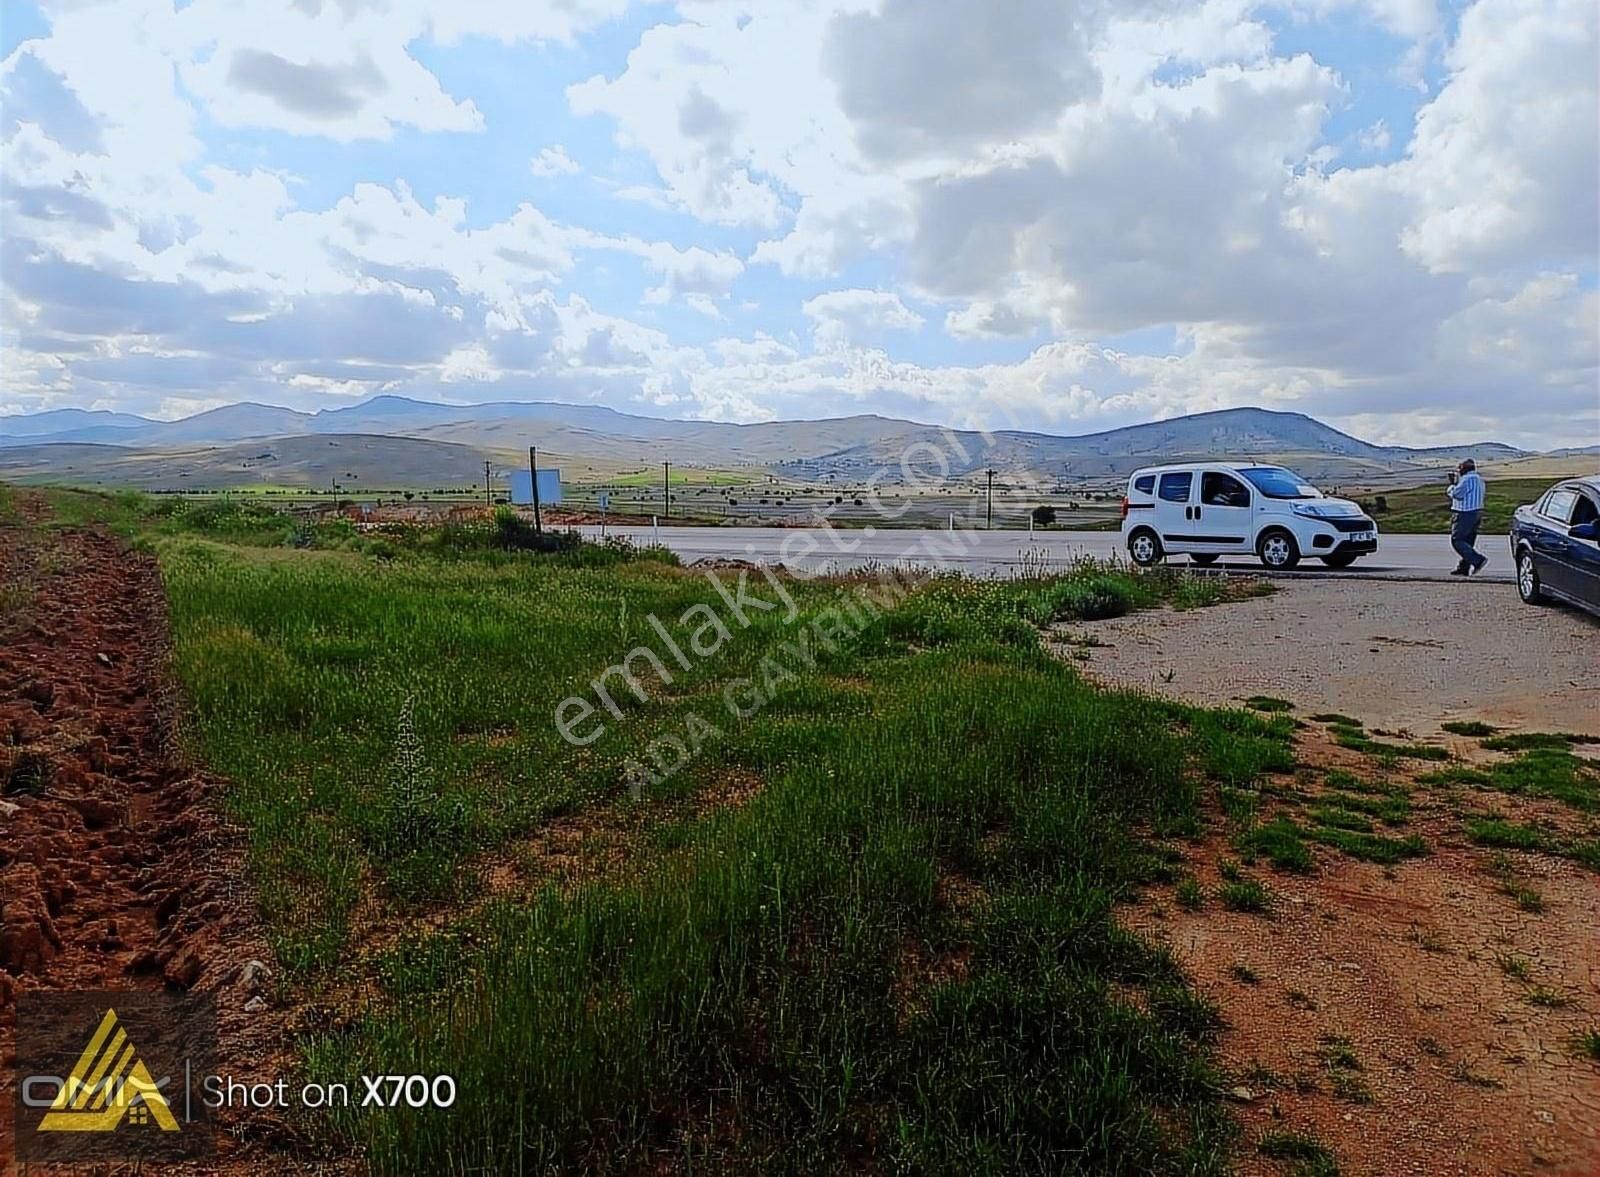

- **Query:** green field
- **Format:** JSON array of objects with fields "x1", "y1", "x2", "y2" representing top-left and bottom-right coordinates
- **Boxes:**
[
  {"x1": 605, "y1": 466, "x2": 759, "y2": 487},
  {"x1": 22, "y1": 490, "x2": 1300, "y2": 1173}
]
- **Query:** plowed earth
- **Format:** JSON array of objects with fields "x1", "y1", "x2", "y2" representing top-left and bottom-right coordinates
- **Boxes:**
[{"x1": 0, "y1": 498, "x2": 288, "y2": 1171}]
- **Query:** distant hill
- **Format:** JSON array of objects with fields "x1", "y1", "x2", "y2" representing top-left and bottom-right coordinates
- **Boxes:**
[
  {"x1": 0, "y1": 407, "x2": 152, "y2": 440},
  {"x1": 137, "y1": 402, "x2": 317, "y2": 443},
  {"x1": 0, "y1": 396, "x2": 1574, "y2": 491},
  {"x1": 0, "y1": 434, "x2": 511, "y2": 491},
  {"x1": 763, "y1": 407, "x2": 1531, "y2": 486}
]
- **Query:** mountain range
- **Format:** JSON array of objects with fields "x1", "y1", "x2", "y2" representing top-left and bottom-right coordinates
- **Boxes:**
[{"x1": 0, "y1": 396, "x2": 1589, "y2": 492}]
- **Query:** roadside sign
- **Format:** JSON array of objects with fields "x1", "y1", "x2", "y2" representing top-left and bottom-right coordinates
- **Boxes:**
[
  {"x1": 597, "y1": 492, "x2": 610, "y2": 511},
  {"x1": 508, "y1": 469, "x2": 562, "y2": 506}
]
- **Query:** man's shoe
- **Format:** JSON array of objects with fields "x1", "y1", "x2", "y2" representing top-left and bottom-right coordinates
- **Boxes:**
[
  {"x1": 1471, "y1": 557, "x2": 1488, "y2": 575},
  {"x1": 1450, "y1": 566, "x2": 1469, "y2": 576}
]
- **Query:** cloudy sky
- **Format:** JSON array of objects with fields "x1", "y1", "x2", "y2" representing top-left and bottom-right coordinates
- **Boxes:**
[{"x1": 1, "y1": 0, "x2": 1595, "y2": 448}]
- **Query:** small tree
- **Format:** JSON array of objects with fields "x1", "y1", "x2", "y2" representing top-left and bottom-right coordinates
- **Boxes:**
[{"x1": 1031, "y1": 504, "x2": 1057, "y2": 527}]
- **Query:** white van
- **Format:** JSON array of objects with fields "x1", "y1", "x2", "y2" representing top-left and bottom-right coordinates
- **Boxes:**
[{"x1": 1120, "y1": 463, "x2": 1379, "y2": 570}]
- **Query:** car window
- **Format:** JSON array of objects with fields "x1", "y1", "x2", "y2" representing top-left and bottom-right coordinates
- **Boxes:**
[
  {"x1": 1238, "y1": 466, "x2": 1319, "y2": 499},
  {"x1": 1133, "y1": 475, "x2": 1155, "y2": 495},
  {"x1": 1157, "y1": 472, "x2": 1193, "y2": 503},
  {"x1": 1544, "y1": 489, "x2": 1578, "y2": 523},
  {"x1": 1571, "y1": 494, "x2": 1599, "y2": 527},
  {"x1": 1201, "y1": 471, "x2": 1250, "y2": 508}
]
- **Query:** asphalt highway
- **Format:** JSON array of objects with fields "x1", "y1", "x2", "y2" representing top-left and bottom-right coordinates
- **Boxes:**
[{"x1": 576, "y1": 525, "x2": 1515, "y2": 583}]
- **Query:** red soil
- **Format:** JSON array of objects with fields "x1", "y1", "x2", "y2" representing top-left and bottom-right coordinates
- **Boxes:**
[{"x1": 0, "y1": 502, "x2": 286, "y2": 1170}]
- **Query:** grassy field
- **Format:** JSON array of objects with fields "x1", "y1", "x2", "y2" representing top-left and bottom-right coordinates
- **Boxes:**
[
  {"x1": 1353, "y1": 477, "x2": 1554, "y2": 534},
  {"x1": 606, "y1": 467, "x2": 759, "y2": 487},
  {"x1": 24, "y1": 489, "x2": 1300, "y2": 1173}
]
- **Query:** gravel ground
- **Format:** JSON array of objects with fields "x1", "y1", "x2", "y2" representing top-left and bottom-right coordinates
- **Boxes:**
[
  {"x1": 1075, "y1": 578, "x2": 1600, "y2": 1176},
  {"x1": 1060, "y1": 579, "x2": 1599, "y2": 736}
]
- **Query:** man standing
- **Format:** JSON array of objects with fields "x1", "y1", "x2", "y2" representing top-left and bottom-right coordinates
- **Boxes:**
[{"x1": 1448, "y1": 458, "x2": 1488, "y2": 575}]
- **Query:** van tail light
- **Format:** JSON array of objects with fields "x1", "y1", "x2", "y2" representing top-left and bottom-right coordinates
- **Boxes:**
[{"x1": 1120, "y1": 496, "x2": 1130, "y2": 520}]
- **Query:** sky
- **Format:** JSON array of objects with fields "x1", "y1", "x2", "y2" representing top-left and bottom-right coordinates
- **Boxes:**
[{"x1": 0, "y1": 0, "x2": 1596, "y2": 450}]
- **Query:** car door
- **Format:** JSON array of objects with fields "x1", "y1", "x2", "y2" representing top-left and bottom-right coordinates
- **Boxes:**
[
  {"x1": 1193, "y1": 470, "x2": 1254, "y2": 553},
  {"x1": 1535, "y1": 489, "x2": 1579, "y2": 597},
  {"x1": 1155, "y1": 470, "x2": 1196, "y2": 552},
  {"x1": 1562, "y1": 490, "x2": 1600, "y2": 607}
]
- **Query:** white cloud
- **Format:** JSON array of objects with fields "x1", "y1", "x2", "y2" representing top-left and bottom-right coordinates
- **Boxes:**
[
  {"x1": 1394, "y1": 0, "x2": 1598, "y2": 273},
  {"x1": 530, "y1": 145, "x2": 581, "y2": 177},
  {"x1": 802, "y1": 289, "x2": 925, "y2": 350},
  {"x1": 568, "y1": 1, "x2": 872, "y2": 228},
  {"x1": 684, "y1": 293, "x2": 722, "y2": 320},
  {"x1": 945, "y1": 299, "x2": 1049, "y2": 341},
  {"x1": 1356, "y1": 119, "x2": 1390, "y2": 153},
  {"x1": 578, "y1": 232, "x2": 744, "y2": 305}
]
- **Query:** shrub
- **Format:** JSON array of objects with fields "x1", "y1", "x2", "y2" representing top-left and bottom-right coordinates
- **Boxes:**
[
  {"x1": 1245, "y1": 696, "x2": 1293, "y2": 713},
  {"x1": 1219, "y1": 878, "x2": 1271, "y2": 913},
  {"x1": 1236, "y1": 817, "x2": 1314, "y2": 874},
  {"x1": 1259, "y1": 1129, "x2": 1338, "y2": 1177},
  {"x1": 1441, "y1": 720, "x2": 1497, "y2": 737},
  {"x1": 493, "y1": 507, "x2": 585, "y2": 553}
]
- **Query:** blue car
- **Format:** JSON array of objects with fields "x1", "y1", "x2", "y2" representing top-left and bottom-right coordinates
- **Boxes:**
[{"x1": 1510, "y1": 476, "x2": 1600, "y2": 617}]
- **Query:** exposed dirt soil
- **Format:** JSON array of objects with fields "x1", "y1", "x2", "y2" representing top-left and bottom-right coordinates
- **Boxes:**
[
  {"x1": 1058, "y1": 577, "x2": 1600, "y2": 735},
  {"x1": 0, "y1": 497, "x2": 294, "y2": 1171},
  {"x1": 1073, "y1": 584, "x2": 1600, "y2": 1176}
]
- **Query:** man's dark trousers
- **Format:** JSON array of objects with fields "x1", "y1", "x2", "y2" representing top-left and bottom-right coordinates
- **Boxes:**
[{"x1": 1451, "y1": 508, "x2": 1485, "y2": 572}]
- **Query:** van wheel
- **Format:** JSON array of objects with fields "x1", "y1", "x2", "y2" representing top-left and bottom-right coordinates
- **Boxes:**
[
  {"x1": 1128, "y1": 529, "x2": 1163, "y2": 567},
  {"x1": 1321, "y1": 553, "x2": 1357, "y2": 569},
  {"x1": 1517, "y1": 550, "x2": 1546, "y2": 604},
  {"x1": 1190, "y1": 554, "x2": 1218, "y2": 566},
  {"x1": 1257, "y1": 529, "x2": 1300, "y2": 570}
]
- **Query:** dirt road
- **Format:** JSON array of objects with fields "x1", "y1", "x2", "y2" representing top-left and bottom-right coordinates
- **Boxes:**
[{"x1": 1062, "y1": 578, "x2": 1598, "y2": 736}]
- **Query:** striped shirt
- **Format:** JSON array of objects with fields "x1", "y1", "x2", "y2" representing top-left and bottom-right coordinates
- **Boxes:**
[{"x1": 1448, "y1": 470, "x2": 1485, "y2": 512}]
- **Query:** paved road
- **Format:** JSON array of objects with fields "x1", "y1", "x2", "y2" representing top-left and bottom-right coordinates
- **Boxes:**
[{"x1": 578, "y1": 525, "x2": 1513, "y2": 582}]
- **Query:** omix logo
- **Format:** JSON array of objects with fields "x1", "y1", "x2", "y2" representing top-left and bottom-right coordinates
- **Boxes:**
[{"x1": 28, "y1": 1007, "x2": 180, "y2": 1134}]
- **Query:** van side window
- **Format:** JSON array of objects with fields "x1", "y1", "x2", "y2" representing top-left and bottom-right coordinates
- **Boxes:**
[
  {"x1": 1157, "y1": 472, "x2": 1192, "y2": 503},
  {"x1": 1133, "y1": 475, "x2": 1155, "y2": 494},
  {"x1": 1201, "y1": 472, "x2": 1250, "y2": 508}
]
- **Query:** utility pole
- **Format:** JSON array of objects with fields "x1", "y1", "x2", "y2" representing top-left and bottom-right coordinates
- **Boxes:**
[
  {"x1": 663, "y1": 459, "x2": 671, "y2": 519},
  {"x1": 483, "y1": 460, "x2": 492, "y2": 509},
  {"x1": 528, "y1": 446, "x2": 544, "y2": 534},
  {"x1": 985, "y1": 468, "x2": 996, "y2": 530}
]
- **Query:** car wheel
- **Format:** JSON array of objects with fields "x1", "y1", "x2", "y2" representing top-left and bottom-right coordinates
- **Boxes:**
[
  {"x1": 1257, "y1": 529, "x2": 1300, "y2": 570},
  {"x1": 1516, "y1": 550, "x2": 1546, "y2": 604},
  {"x1": 1321, "y1": 553, "x2": 1357, "y2": 569},
  {"x1": 1190, "y1": 553, "x2": 1219, "y2": 566},
  {"x1": 1128, "y1": 528, "x2": 1163, "y2": 567}
]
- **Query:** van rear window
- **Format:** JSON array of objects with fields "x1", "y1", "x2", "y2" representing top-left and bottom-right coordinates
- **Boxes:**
[
  {"x1": 1133, "y1": 475, "x2": 1155, "y2": 494},
  {"x1": 1157, "y1": 472, "x2": 1192, "y2": 503}
]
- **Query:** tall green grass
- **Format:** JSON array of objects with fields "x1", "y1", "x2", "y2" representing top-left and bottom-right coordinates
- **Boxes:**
[
  {"x1": 163, "y1": 540, "x2": 784, "y2": 968},
  {"x1": 60, "y1": 486, "x2": 1294, "y2": 1173},
  {"x1": 298, "y1": 644, "x2": 1279, "y2": 1173}
]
